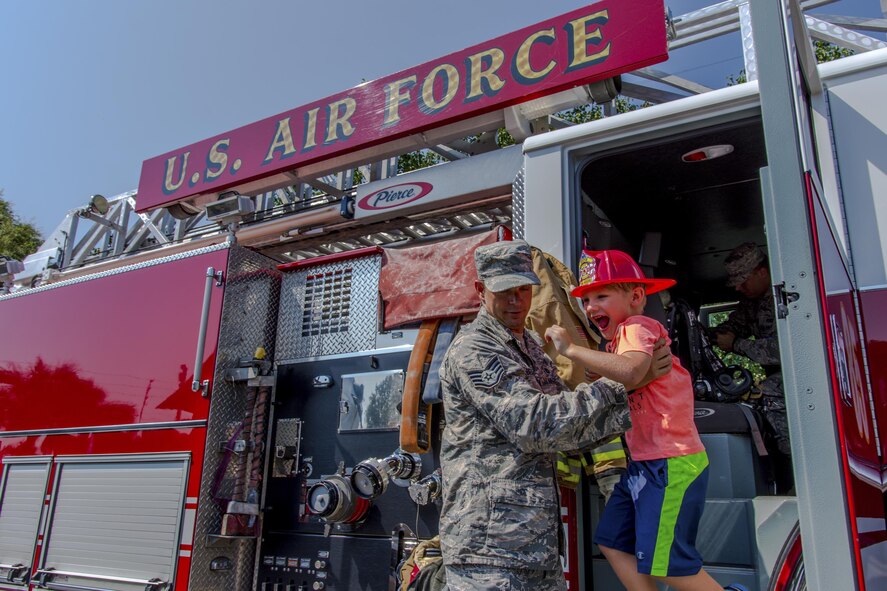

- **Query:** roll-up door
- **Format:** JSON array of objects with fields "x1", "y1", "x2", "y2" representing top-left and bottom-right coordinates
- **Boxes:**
[
  {"x1": 35, "y1": 455, "x2": 189, "y2": 591},
  {"x1": 0, "y1": 458, "x2": 51, "y2": 586}
]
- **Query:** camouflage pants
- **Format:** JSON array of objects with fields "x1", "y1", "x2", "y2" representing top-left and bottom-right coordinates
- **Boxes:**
[
  {"x1": 759, "y1": 373, "x2": 791, "y2": 456},
  {"x1": 444, "y1": 565, "x2": 566, "y2": 591}
]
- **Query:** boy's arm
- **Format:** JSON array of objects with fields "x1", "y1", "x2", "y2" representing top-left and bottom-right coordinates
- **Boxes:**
[
  {"x1": 545, "y1": 324, "x2": 652, "y2": 388},
  {"x1": 561, "y1": 346, "x2": 651, "y2": 390}
]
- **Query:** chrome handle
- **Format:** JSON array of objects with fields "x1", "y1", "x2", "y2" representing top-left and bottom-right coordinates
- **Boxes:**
[
  {"x1": 1, "y1": 563, "x2": 28, "y2": 583},
  {"x1": 192, "y1": 266, "x2": 224, "y2": 396},
  {"x1": 34, "y1": 569, "x2": 167, "y2": 591}
]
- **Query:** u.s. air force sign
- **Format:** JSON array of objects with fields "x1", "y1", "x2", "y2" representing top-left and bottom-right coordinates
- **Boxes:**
[{"x1": 136, "y1": 0, "x2": 668, "y2": 213}]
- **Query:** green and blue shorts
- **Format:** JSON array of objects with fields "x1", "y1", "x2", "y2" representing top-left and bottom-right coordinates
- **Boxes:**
[{"x1": 593, "y1": 451, "x2": 709, "y2": 577}]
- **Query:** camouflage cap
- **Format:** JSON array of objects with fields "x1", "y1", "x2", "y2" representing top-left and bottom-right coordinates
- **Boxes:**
[
  {"x1": 725, "y1": 242, "x2": 766, "y2": 287},
  {"x1": 474, "y1": 240, "x2": 541, "y2": 293}
]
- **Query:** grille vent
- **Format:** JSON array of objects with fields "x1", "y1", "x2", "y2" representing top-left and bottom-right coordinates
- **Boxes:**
[{"x1": 301, "y1": 267, "x2": 353, "y2": 337}]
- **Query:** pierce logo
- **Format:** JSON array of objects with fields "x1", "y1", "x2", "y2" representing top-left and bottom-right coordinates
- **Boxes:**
[{"x1": 358, "y1": 182, "x2": 433, "y2": 210}]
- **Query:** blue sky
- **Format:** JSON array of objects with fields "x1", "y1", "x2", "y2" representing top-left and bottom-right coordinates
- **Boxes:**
[{"x1": 1, "y1": 0, "x2": 883, "y2": 237}]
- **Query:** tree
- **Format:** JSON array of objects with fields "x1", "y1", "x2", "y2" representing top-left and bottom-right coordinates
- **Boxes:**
[
  {"x1": 727, "y1": 40, "x2": 854, "y2": 86},
  {"x1": 814, "y1": 40, "x2": 854, "y2": 63},
  {"x1": 397, "y1": 150, "x2": 442, "y2": 174},
  {"x1": 0, "y1": 189, "x2": 42, "y2": 261},
  {"x1": 496, "y1": 96, "x2": 651, "y2": 147}
]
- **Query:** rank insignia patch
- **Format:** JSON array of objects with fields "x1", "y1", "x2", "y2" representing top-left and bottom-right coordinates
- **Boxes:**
[{"x1": 467, "y1": 356, "x2": 506, "y2": 389}]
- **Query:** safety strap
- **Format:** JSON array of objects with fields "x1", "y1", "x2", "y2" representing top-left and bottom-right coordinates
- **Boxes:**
[
  {"x1": 422, "y1": 317, "x2": 460, "y2": 404},
  {"x1": 400, "y1": 319, "x2": 441, "y2": 453},
  {"x1": 738, "y1": 404, "x2": 769, "y2": 456}
]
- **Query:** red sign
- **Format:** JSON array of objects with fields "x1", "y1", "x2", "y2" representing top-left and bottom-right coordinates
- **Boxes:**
[{"x1": 136, "y1": 0, "x2": 667, "y2": 212}]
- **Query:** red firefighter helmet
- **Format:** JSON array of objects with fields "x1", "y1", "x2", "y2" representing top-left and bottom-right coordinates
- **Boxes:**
[{"x1": 570, "y1": 249, "x2": 676, "y2": 298}]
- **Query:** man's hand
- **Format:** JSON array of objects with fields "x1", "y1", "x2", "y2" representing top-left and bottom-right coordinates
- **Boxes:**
[
  {"x1": 636, "y1": 338, "x2": 672, "y2": 388},
  {"x1": 584, "y1": 368, "x2": 602, "y2": 382},
  {"x1": 714, "y1": 330, "x2": 736, "y2": 352},
  {"x1": 544, "y1": 325, "x2": 573, "y2": 357}
]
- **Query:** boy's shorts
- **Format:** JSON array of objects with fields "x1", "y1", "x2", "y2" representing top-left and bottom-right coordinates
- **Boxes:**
[{"x1": 593, "y1": 451, "x2": 709, "y2": 577}]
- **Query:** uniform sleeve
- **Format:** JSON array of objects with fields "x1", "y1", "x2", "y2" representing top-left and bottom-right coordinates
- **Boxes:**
[
  {"x1": 447, "y1": 342, "x2": 631, "y2": 454},
  {"x1": 733, "y1": 335, "x2": 781, "y2": 366},
  {"x1": 716, "y1": 301, "x2": 781, "y2": 365},
  {"x1": 715, "y1": 301, "x2": 756, "y2": 339}
]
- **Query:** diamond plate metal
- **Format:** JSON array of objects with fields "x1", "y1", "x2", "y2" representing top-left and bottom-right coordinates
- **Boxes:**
[
  {"x1": 276, "y1": 254, "x2": 381, "y2": 361},
  {"x1": 511, "y1": 167, "x2": 526, "y2": 240},
  {"x1": 1, "y1": 241, "x2": 231, "y2": 301},
  {"x1": 189, "y1": 245, "x2": 281, "y2": 591},
  {"x1": 271, "y1": 418, "x2": 302, "y2": 478}
]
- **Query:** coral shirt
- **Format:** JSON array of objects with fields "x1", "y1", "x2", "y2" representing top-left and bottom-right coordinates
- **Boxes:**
[{"x1": 607, "y1": 316, "x2": 704, "y2": 461}]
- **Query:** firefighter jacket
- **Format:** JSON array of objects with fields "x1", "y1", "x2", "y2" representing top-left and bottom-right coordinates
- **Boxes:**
[
  {"x1": 524, "y1": 248, "x2": 627, "y2": 487},
  {"x1": 438, "y1": 307, "x2": 630, "y2": 570}
]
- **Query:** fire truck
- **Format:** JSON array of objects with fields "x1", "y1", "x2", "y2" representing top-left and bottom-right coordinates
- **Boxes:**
[{"x1": 1, "y1": 1, "x2": 885, "y2": 590}]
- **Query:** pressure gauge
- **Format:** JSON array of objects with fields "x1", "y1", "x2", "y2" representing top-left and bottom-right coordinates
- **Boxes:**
[
  {"x1": 306, "y1": 481, "x2": 339, "y2": 517},
  {"x1": 305, "y1": 474, "x2": 369, "y2": 524}
]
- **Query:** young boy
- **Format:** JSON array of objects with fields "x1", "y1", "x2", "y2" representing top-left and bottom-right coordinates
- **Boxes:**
[{"x1": 545, "y1": 249, "x2": 739, "y2": 591}]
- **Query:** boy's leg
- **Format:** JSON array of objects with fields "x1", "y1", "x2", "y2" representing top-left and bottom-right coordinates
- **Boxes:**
[
  {"x1": 599, "y1": 545, "x2": 657, "y2": 591},
  {"x1": 594, "y1": 467, "x2": 656, "y2": 591},
  {"x1": 656, "y1": 568, "x2": 722, "y2": 591}
]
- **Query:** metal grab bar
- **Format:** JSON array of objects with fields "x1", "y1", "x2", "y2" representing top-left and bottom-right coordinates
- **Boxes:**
[
  {"x1": 33, "y1": 569, "x2": 168, "y2": 591},
  {"x1": 191, "y1": 266, "x2": 224, "y2": 396},
  {"x1": 0, "y1": 563, "x2": 28, "y2": 583}
]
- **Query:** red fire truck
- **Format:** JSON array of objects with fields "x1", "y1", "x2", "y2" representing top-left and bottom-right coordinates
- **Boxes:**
[{"x1": 1, "y1": 1, "x2": 885, "y2": 590}]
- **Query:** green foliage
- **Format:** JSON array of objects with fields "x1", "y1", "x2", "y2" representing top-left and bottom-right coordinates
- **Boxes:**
[
  {"x1": 814, "y1": 39, "x2": 854, "y2": 63},
  {"x1": 726, "y1": 70, "x2": 747, "y2": 87},
  {"x1": 497, "y1": 127, "x2": 516, "y2": 148},
  {"x1": 558, "y1": 104, "x2": 603, "y2": 124},
  {"x1": 556, "y1": 97, "x2": 649, "y2": 125},
  {"x1": 707, "y1": 310, "x2": 766, "y2": 383},
  {"x1": 0, "y1": 190, "x2": 42, "y2": 261},
  {"x1": 728, "y1": 41, "x2": 854, "y2": 86},
  {"x1": 397, "y1": 150, "x2": 442, "y2": 174}
]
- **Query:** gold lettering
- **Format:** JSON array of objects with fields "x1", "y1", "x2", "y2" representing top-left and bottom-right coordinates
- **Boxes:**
[
  {"x1": 466, "y1": 48, "x2": 506, "y2": 100},
  {"x1": 565, "y1": 10, "x2": 611, "y2": 71},
  {"x1": 304, "y1": 108, "x2": 320, "y2": 150},
  {"x1": 163, "y1": 152, "x2": 190, "y2": 193},
  {"x1": 420, "y1": 63, "x2": 459, "y2": 113},
  {"x1": 514, "y1": 28, "x2": 557, "y2": 83},
  {"x1": 264, "y1": 118, "x2": 297, "y2": 162},
  {"x1": 383, "y1": 75, "x2": 417, "y2": 127},
  {"x1": 324, "y1": 98, "x2": 357, "y2": 144},
  {"x1": 205, "y1": 139, "x2": 229, "y2": 180}
]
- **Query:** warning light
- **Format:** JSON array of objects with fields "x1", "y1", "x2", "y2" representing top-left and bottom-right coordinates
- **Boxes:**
[{"x1": 681, "y1": 144, "x2": 734, "y2": 163}]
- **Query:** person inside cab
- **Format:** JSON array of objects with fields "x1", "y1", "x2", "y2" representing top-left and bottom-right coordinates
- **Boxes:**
[{"x1": 710, "y1": 242, "x2": 792, "y2": 493}]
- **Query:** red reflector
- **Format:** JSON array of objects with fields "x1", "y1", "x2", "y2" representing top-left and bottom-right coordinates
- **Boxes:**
[{"x1": 683, "y1": 150, "x2": 707, "y2": 162}]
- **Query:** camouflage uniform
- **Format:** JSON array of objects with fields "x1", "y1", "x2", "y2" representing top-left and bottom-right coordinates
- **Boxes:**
[
  {"x1": 439, "y1": 241, "x2": 631, "y2": 590},
  {"x1": 722, "y1": 242, "x2": 788, "y2": 455},
  {"x1": 716, "y1": 293, "x2": 788, "y2": 453},
  {"x1": 446, "y1": 564, "x2": 565, "y2": 591}
]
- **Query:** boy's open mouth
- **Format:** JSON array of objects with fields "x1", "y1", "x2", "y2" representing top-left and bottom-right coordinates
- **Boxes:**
[{"x1": 593, "y1": 314, "x2": 610, "y2": 331}]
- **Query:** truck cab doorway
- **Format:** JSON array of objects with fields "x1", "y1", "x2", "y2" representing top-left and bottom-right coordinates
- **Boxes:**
[{"x1": 577, "y1": 117, "x2": 768, "y2": 308}]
